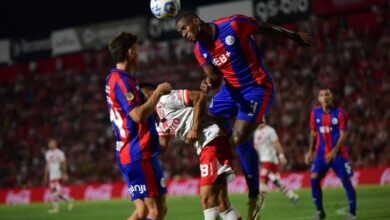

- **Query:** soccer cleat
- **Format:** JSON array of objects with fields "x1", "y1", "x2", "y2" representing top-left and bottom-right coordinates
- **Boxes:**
[
  {"x1": 47, "y1": 208, "x2": 59, "y2": 214},
  {"x1": 289, "y1": 193, "x2": 299, "y2": 204},
  {"x1": 312, "y1": 211, "x2": 326, "y2": 220},
  {"x1": 345, "y1": 213, "x2": 356, "y2": 220},
  {"x1": 247, "y1": 194, "x2": 265, "y2": 220}
]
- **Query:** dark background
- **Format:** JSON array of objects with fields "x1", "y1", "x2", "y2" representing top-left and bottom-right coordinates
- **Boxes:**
[{"x1": 0, "y1": 0, "x2": 227, "y2": 39}]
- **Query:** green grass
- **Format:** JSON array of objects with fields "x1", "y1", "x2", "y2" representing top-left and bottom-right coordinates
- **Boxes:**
[{"x1": 0, "y1": 185, "x2": 389, "y2": 220}]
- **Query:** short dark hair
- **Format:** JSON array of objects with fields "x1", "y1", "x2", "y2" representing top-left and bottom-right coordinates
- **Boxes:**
[
  {"x1": 108, "y1": 32, "x2": 138, "y2": 63},
  {"x1": 139, "y1": 82, "x2": 156, "y2": 90},
  {"x1": 175, "y1": 11, "x2": 199, "y2": 24}
]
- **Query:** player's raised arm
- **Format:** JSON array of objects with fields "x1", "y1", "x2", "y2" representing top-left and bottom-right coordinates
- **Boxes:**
[
  {"x1": 129, "y1": 82, "x2": 172, "y2": 123},
  {"x1": 258, "y1": 22, "x2": 313, "y2": 47}
]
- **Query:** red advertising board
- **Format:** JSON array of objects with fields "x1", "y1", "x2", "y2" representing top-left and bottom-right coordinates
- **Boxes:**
[{"x1": 1, "y1": 167, "x2": 389, "y2": 204}]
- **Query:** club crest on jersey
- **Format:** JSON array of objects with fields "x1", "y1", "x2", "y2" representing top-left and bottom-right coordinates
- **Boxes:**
[
  {"x1": 331, "y1": 118, "x2": 338, "y2": 125},
  {"x1": 203, "y1": 53, "x2": 208, "y2": 58},
  {"x1": 125, "y1": 92, "x2": 134, "y2": 101},
  {"x1": 316, "y1": 118, "x2": 320, "y2": 123},
  {"x1": 225, "y1": 35, "x2": 235, "y2": 45}
]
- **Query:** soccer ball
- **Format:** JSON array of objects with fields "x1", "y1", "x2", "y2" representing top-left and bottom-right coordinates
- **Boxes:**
[{"x1": 150, "y1": 0, "x2": 181, "y2": 19}]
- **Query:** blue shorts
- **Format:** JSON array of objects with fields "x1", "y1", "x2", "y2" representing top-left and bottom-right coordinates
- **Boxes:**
[
  {"x1": 311, "y1": 155, "x2": 353, "y2": 179},
  {"x1": 118, "y1": 157, "x2": 167, "y2": 200},
  {"x1": 209, "y1": 83, "x2": 274, "y2": 124}
]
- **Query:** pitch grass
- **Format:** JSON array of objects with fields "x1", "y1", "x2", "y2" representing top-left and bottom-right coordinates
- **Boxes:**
[{"x1": 0, "y1": 185, "x2": 389, "y2": 220}]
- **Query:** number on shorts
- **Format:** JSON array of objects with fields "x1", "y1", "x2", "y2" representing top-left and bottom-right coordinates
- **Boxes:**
[
  {"x1": 200, "y1": 163, "x2": 213, "y2": 177},
  {"x1": 344, "y1": 162, "x2": 352, "y2": 174},
  {"x1": 248, "y1": 101, "x2": 258, "y2": 116}
]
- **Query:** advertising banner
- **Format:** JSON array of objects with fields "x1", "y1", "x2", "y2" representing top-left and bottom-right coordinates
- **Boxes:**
[
  {"x1": 76, "y1": 17, "x2": 147, "y2": 50},
  {"x1": 253, "y1": 0, "x2": 311, "y2": 24},
  {"x1": 1, "y1": 167, "x2": 389, "y2": 204}
]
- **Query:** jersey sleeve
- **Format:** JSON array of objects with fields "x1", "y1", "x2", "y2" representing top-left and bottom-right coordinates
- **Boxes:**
[
  {"x1": 166, "y1": 90, "x2": 190, "y2": 108},
  {"x1": 194, "y1": 43, "x2": 209, "y2": 67},
  {"x1": 59, "y1": 151, "x2": 65, "y2": 162},
  {"x1": 156, "y1": 123, "x2": 170, "y2": 137},
  {"x1": 269, "y1": 127, "x2": 279, "y2": 142},
  {"x1": 230, "y1": 14, "x2": 260, "y2": 36},
  {"x1": 310, "y1": 110, "x2": 316, "y2": 129},
  {"x1": 113, "y1": 78, "x2": 140, "y2": 113},
  {"x1": 338, "y1": 108, "x2": 349, "y2": 130}
]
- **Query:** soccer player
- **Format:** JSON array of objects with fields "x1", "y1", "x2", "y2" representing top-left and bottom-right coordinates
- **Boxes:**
[
  {"x1": 44, "y1": 138, "x2": 73, "y2": 214},
  {"x1": 253, "y1": 123, "x2": 299, "y2": 203},
  {"x1": 140, "y1": 83, "x2": 242, "y2": 220},
  {"x1": 106, "y1": 32, "x2": 172, "y2": 220},
  {"x1": 305, "y1": 88, "x2": 356, "y2": 220},
  {"x1": 176, "y1": 12, "x2": 313, "y2": 220}
]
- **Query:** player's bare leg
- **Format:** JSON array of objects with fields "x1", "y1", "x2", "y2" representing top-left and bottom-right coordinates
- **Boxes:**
[
  {"x1": 200, "y1": 185, "x2": 219, "y2": 220},
  {"x1": 129, "y1": 199, "x2": 148, "y2": 220},
  {"x1": 232, "y1": 119, "x2": 262, "y2": 220},
  {"x1": 144, "y1": 196, "x2": 166, "y2": 220},
  {"x1": 216, "y1": 179, "x2": 241, "y2": 220}
]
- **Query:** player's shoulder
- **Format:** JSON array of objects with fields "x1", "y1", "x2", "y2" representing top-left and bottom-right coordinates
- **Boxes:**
[
  {"x1": 335, "y1": 106, "x2": 348, "y2": 116},
  {"x1": 311, "y1": 105, "x2": 322, "y2": 113},
  {"x1": 214, "y1": 14, "x2": 255, "y2": 25}
]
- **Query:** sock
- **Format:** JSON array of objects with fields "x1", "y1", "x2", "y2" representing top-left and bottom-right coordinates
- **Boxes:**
[
  {"x1": 52, "y1": 200, "x2": 59, "y2": 210},
  {"x1": 144, "y1": 218, "x2": 152, "y2": 220},
  {"x1": 310, "y1": 178, "x2": 323, "y2": 211},
  {"x1": 235, "y1": 140, "x2": 259, "y2": 198},
  {"x1": 204, "y1": 207, "x2": 219, "y2": 220},
  {"x1": 341, "y1": 178, "x2": 356, "y2": 216},
  {"x1": 220, "y1": 205, "x2": 242, "y2": 220}
]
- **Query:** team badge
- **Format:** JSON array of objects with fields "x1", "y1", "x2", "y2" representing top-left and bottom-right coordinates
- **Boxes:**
[
  {"x1": 160, "y1": 177, "x2": 166, "y2": 188},
  {"x1": 331, "y1": 118, "x2": 338, "y2": 125},
  {"x1": 125, "y1": 92, "x2": 134, "y2": 101},
  {"x1": 203, "y1": 53, "x2": 207, "y2": 58},
  {"x1": 316, "y1": 118, "x2": 320, "y2": 123},
  {"x1": 225, "y1": 35, "x2": 235, "y2": 45}
]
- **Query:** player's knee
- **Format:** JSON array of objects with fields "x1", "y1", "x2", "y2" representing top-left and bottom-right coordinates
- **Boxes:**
[
  {"x1": 200, "y1": 194, "x2": 215, "y2": 209},
  {"x1": 231, "y1": 133, "x2": 245, "y2": 146},
  {"x1": 310, "y1": 173, "x2": 320, "y2": 179}
]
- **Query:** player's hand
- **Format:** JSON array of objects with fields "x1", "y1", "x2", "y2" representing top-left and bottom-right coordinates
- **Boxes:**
[
  {"x1": 325, "y1": 150, "x2": 337, "y2": 164},
  {"x1": 294, "y1": 32, "x2": 313, "y2": 47},
  {"x1": 279, "y1": 155, "x2": 288, "y2": 165},
  {"x1": 304, "y1": 153, "x2": 313, "y2": 165},
  {"x1": 200, "y1": 78, "x2": 212, "y2": 93},
  {"x1": 155, "y1": 82, "x2": 172, "y2": 96},
  {"x1": 62, "y1": 174, "x2": 69, "y2": 182},
  {"x1": 185, "y1": 128, "x2": 198, "y2": 144}
]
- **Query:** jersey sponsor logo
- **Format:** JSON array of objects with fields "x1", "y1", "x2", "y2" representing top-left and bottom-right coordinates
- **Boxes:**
[
  {"x1": 160, "y1": 177, "x2": 166, "y2": 188},
  {"x1": 116, "y1": 141, "x2": 124, "y2": 151},
  {"x1": 212, "y1": 51, "x2": 231, "y2": 66},
  {"x1": 319, "y1": 126, "x2": 332, "y2": 133},
  {"x1": 225, "y1": 35, "x2": 235, "y2": 45},
  {"x1": 128, "y1": 184, "x2": 147, "y2": 196},
  {"x1": 202, "y1": 53, "x2": 207, "y2": 58},
  {"x1": 125, "y1": 92, "x2": 134, "y2": 101},
  {"x1": 331, "y1": 117, "x2": 338, "y2": 125}
]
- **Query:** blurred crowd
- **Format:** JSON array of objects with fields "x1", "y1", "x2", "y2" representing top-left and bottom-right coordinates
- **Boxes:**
[{"x1": 0, "y1": 7, "x2": 389, "y2": 188}]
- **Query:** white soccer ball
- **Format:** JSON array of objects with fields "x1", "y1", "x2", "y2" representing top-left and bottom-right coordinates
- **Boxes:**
[{"x1": 150, "y1": 0, "x2": 181, "y2": 19}]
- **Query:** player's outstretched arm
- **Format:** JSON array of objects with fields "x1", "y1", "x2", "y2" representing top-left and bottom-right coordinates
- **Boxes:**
[
  {"x1": 130, "y1": 82, "x2": 172, "y2": 123},
  {"x1": 258, "y1": 22, "x2": 313, "y2": 47}
]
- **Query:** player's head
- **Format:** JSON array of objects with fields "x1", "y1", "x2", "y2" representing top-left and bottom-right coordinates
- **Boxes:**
[
  {"x1": 48, "y1": 139, "x2": 58, "y2": 150},
  {"x1": 318, "y1": 87, "x2": 334, "y2": 107},
  {"x1": 139, "y1": 82, "x2": 156, "y2": 99},
  {"x1": 108, "y1": 32, "x2": 139, "y2": 70},
  {"x1": 176, "y1": 12, "x2": 204, "y2": 42}
]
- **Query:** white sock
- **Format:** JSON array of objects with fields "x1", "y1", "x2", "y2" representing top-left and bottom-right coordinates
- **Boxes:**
[
  {"x1": 220, "y1": 205, "x2": 241, "y2": 220},
  {"x1": 52, "y1": 201, "x2": 59, "y2": 210},
  {"x1": 204, "y1": 207, "x2": 219, "y2": 220}
]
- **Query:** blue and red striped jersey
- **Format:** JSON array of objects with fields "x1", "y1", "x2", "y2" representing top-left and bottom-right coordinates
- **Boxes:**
[
  {"x1": 194, "y1": 14, "x2": 272, "y2": 88},
  {"x1": 310, "y1": 106, "x2": 349, "y2": 159},
  {"x1": 105, "y1": 68, "x2": 160, "y2": 164}
]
